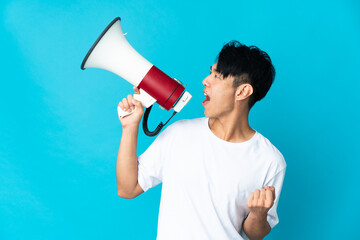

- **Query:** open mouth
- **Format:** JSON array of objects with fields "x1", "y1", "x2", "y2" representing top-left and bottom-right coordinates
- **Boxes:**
[{"x1": 202, "y1": 93, "x2": 210, "y2": 105}]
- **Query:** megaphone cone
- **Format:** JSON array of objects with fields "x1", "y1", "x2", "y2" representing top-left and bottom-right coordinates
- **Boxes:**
[
  {"x1": 81, "y1": 17, "x2": 192, "y2": 136},
  {"x1": 81, "y1": 17, "x2": 153, "y2": 87}
]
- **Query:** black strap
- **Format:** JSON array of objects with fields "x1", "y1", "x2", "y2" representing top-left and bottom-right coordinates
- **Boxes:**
[{"x1": 142, "y1": 105, "x2": 177, "y2": 137}]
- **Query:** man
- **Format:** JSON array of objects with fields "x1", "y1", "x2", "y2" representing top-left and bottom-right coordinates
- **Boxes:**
[{"x1": 116, "y1": 41, "x2": 286, "y2": 240}]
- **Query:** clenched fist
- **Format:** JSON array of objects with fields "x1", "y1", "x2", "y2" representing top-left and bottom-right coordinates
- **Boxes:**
[
  {"x1": 118, "y1": 86, "x2": 144, "y2": 128},
  {"x1": 247, "y1": 186, "x2": 276, "y2": 218}
]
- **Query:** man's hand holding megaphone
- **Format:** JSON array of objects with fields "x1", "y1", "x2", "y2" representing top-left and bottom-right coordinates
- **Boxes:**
[{"x1": 118, "y1": 86, "x2": 144, "y2": 128}]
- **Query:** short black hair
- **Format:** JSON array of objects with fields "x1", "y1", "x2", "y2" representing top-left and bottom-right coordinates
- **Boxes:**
[{"x1": 216, "y1": 40, "x2": 275, "y2": 110}]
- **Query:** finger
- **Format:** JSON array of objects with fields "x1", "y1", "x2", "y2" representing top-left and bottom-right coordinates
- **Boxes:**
[
  {"x1": 132, "y1": 98, "x2": 143, "y2": 107},
  {"x1": 247, "y1": 192, "x2": 254, "y2": 207},
  {"x1": 269, "y1": 186, "x2": 276, "y2": 200},
  {"x1": 260, "y1": 188, "x2": 266, "y2": 201},
  {"x1": 133, "y1": 86, "x2": 140, "y2": 94},
  {"x1": 266, "y1": 188, "x2": 274, "y2": 202},
  {"x1": 253, "y1": 189, "x2": 260, "y2": 200},
  {"x1": 127, "y1": 94, "x2": 135, "y2": 110},
  {"x1": 118, "y1": 102, "x2": 125, "y2": 111},
  {"x1": 122, "y1": 98, "x2": 130, "y2": 111},
  {"x1": 249, "y1": 192, "x2": 254, "y2": 201}
]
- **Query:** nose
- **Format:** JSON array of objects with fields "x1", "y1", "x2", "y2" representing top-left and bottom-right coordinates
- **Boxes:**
[{"x1": 202, "y1": 75, "x2": 210, "y2": 87}]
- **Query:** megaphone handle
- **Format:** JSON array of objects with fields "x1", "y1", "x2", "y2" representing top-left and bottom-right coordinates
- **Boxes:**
[{"x1": 117, "y1": 89, "x2": 156, "y2": 118}]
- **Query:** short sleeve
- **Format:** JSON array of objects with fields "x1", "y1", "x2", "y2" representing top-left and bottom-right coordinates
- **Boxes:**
[
  {"x1": 137, "y1": 124, "x2": 174, "y2": 192},
  {"x1": 265, "y1": 167, "x2": 286, "y2": 228}
]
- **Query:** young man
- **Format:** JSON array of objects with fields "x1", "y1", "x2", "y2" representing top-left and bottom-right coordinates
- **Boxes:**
[{"x1": 116, "y1": 41, "x2": 286, "y2": 240}]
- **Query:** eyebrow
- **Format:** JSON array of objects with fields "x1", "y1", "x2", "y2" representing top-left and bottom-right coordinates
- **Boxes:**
[
  {"x1": 210, "y1": 66, "x2": 220, "y2": 74},
  {"x1": 210, "y1": 66, "x2": 218, "y2": 72}
]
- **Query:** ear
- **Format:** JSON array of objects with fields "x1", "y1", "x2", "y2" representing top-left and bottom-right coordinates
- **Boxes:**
[{"x1": 235, "y1": 84, "x2": 253, "y2": 101}]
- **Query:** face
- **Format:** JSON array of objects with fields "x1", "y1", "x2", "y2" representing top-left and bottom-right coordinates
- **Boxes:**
[{"x1": 202, "y1": 62, "x2": 236, "y2": 118}]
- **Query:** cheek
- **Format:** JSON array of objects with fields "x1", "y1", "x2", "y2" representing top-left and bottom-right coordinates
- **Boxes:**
[
  {"x1": 222, "y1": 89, "x2": 235, "y2": 101},
  {"x1": 211, "y1": 85, "x2": 235, "y2": 108},
  {"x1": 213, "y1": 94, "x2": 234, "y2": 109}
]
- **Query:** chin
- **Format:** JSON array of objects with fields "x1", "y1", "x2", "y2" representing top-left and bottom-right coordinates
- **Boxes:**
[
  {"x1": 203, "y1": 109, "x2": 210, "y2": 118},
  {"x1": 204, "y1": 110, "x2": 214, "y2": 118},
  {"x1": 204, "y1": 106, "x2": 219, "y2": 119}
]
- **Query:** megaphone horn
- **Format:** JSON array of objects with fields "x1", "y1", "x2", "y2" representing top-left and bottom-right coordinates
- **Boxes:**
[{"x1": 81, "y1": 17, "x2": 192, "y2": 136}]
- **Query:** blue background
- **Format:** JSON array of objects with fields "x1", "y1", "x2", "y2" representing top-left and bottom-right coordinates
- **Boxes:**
[{"x1": 1, "y1": 0, "x2": 359, "y2": 239}]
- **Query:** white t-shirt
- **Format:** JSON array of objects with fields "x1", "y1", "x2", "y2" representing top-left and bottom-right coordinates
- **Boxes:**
[{"x1": 137, "y1": 117, "x2": 286, "y2": 240}]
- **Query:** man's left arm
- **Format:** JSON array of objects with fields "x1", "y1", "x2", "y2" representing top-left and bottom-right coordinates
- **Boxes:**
[{"x1": 242, "y1": 186, "x2": 276, "y2": 240}]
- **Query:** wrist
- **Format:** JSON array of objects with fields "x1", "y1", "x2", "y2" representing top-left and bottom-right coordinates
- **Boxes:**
[
  {"x1": 122, "y1": 124, "x2": 140, "y2": 133},
  {"x1": 248, "y1": 212, "x2": 268, "y2": 222}
]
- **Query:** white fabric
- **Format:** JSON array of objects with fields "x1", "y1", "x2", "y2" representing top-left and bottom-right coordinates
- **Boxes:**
[{"x1": 137, "y1": 117, "x2": 286, "y2": 240}]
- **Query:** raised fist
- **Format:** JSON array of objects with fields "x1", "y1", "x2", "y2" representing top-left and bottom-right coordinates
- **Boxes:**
[
  {"x1": 118, "y1": 86, "x2": 144, "y2": 128},
  {"x1": 246, "y1": 186, "x2": 276, "y2": 217}
]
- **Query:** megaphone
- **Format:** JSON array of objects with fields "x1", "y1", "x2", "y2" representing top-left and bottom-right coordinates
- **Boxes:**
[{"x1": 81, "y1": 17, "x2": 192, "y2": 136}]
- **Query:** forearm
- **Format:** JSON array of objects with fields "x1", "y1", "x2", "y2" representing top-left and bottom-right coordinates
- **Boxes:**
[
  {"x1": 116, "y1": 125, "x2": 139, "y2": 195},
  {"x1": 242, "y1": 212, "x2": 271, "y2": 240}
]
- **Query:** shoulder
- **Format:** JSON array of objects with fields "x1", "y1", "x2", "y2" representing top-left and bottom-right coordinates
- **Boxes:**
[
  {"x1": 154, "y1": 117, "x2": 206, "y2": 146},
  {"x1": 255, "y1": 132, "x2": 287, "y2": 171},
  {"x1": 164, "y1": 117, "x2": 206, "y2": 132}
]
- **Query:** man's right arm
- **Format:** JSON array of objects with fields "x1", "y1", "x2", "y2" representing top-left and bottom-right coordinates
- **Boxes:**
[
  {"x1": 116, "y1": 87, "x2": 145, "y2": 199},
  {"x1": 116, "y1": 125, "x2": 144, "y2": 198}
]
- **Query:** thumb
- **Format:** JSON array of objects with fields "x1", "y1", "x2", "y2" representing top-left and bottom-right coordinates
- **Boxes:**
[{"x1": 133, "y1": 86, "x2": 140, "y2": 95}]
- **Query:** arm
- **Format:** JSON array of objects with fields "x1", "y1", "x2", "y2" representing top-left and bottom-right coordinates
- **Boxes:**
[
  {"x1": 116, "y1": 124, "x2": 140, "y2": 198},
  {"x1": 242, "y1": 212, "x2": 271, "y2": 240},
  {"x1": 116, "y1": 87, "x2": 144, "y2": 198},
  {"x1": 242, "y1": 186, "x2": 275, "y2": 240}
]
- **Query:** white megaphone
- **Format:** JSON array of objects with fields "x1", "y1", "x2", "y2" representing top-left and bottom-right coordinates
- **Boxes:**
[{"x1": 81, "y1": 17, "x2": 192, "y2": 136}]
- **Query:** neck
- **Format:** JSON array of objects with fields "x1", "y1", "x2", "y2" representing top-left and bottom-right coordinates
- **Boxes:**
[{"x1": 208, "y1": 109, "x2": 255, "y2": 143}]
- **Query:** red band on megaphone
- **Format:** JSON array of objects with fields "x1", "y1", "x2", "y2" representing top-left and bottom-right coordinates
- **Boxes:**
[{"x1": 138, "y1": 66, "x2": 185, "y2": 110}]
